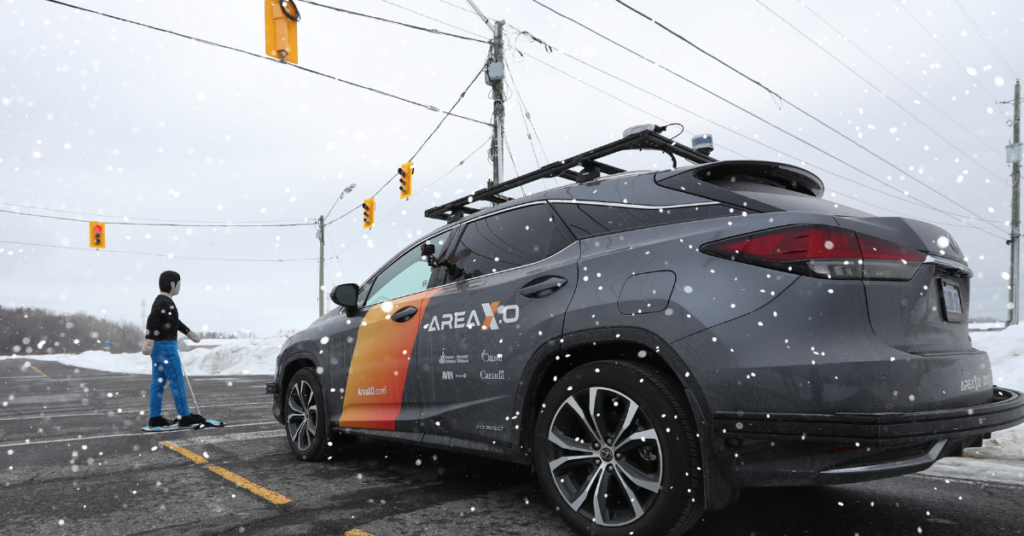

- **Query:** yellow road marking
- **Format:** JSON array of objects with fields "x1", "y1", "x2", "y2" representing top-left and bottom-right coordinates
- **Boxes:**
[
  {"x1": 205, "y1": 464, "x2": 291, "y2": 505},
  {"x1": 160, "y1": 441, "x2": 208, "y2": 464},
  {"x1": 160, "y1": 441, "x2": 291, "y2": 505},
  {"x1": 345, "y1": 530, "x2": 376, "y2": 536},
  {"x1": 26, "y1": 363, "x2": 46, "y2": 377}
]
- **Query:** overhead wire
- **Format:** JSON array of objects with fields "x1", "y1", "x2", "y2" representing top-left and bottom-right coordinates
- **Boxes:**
[
  {"x1": 505, "y1": 60, "x2": 549, "y2": 165},
  {"x1": 535, "y1": 0, "x2": 1004, "y2": 238},
  {"x1": 897, "y1": 3, "x2": 1009, "y2": 113},
  {"x1": 40, "y1": 0, "x2": 490, "y2": 127},
  {"x1": 0, "y1": 202, "x2": 309, "y2": 225},
  {"x1": 608, "y1": 0, "x2": 1002, "y2": 230},
  {"x1": 757, "y1": 0, "x2": 1009, "y2": 186},
  {"x1": 296, "y1": 0, "x2": 489, "y2": 44},
  {"x1": 503, "y1": 24, "x2": 1007, "y2": 230},
  {"x1": 951, "y1": 0, "x2": 1019, "y2": 78},
  {"x1": 379, "y1": 0, "x2": 490, "y2": 40},
  {"x1": 0, "y1": 208, "x2": 313, "y2": 227},
  {"x1": 0, "y1": 240, "x2": 316, "y2": 262}
]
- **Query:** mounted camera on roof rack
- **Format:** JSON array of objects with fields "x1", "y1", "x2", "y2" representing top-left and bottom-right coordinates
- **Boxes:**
[{"x1": 424, "y1": 127, "x2": 716, "y2": 222}]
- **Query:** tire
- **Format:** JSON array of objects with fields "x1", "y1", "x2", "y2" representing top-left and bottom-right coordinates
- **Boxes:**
[
  {"x1": 533, "y1": 360, "x2": 705, "y2": 536},
  {"x1": 285, "y1": 367, "x2": 335, "y2": 461}
]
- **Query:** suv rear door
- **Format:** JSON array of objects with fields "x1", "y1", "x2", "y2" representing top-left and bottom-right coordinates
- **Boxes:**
[{"x1": 413, "y1": 202, "x2": 579, "y2": 448}]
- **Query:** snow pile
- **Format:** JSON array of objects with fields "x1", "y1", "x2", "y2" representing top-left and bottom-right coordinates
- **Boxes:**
[{"x1": 0, "y1": 337, "x2": 285, "y2": 376}]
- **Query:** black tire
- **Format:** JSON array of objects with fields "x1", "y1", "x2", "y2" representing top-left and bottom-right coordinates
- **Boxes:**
[
  {"x1": 285, "y1": 367, "x2": 334, "y2": 461},
  {"x1": 533, "y1": 360, "x2": 705, "y2": 536}
]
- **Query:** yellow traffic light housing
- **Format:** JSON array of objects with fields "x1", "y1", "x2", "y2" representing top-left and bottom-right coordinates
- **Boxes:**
[
  {"x1": 265, "y1": 0, "x2": 299, "y2": 64},
  {"x1": 89, "y1": 222, "x2": 106, "y2": 249},
  {"x1": 362, "y1": 198, "x2": 375, "y2": 229},
  {"x1": 398, "y1": 161, "x2": 414, "y2": 200}
]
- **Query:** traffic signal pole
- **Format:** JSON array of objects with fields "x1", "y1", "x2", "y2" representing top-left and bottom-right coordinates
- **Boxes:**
[{"x1": 1009, "y1": 79, "x2": 1021, "y2": 326}]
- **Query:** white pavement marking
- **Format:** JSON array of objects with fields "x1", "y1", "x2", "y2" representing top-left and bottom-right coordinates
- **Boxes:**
[{"x1": 0, "y1": 421, "x2": 279, "y2": 448}]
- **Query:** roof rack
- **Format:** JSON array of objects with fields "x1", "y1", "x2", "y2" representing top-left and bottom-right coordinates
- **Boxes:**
[{"x1": 424, "y1": 129, "x2": 717, "y2": 222}]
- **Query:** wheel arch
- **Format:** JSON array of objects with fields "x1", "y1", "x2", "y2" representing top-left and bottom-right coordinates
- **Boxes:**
[{"x1": 513, "y1": 326, "x2": 739, "y2": 511}]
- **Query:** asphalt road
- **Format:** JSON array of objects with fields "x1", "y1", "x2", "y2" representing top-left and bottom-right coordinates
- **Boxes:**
[{"x1": 1, "y1": 358, "x2": 1023, "y2": 536}]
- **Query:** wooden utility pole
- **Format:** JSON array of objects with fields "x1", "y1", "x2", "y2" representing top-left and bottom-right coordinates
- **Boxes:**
[
  {"x1": 1009, "y1": 79, "x2": 1021, "y2": 325},
  {"x1": 317, "y1": 215, "x2": 325, "y2": 317},
  {"x1": 467, "y1": 0, "x2": 504, "y2": 190}
]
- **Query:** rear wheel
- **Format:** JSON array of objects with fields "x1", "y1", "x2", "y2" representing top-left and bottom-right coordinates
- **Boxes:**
[
  {"x1": 533, "y1": 360, "x2": 705, "y2": 536},
  {"x1": 285, "y1": 367, "x2": 336, "y2": 461}
]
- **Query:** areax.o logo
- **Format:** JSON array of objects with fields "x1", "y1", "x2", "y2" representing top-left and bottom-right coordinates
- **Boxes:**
[{"x1": 426, "y1": 302, "x2": 520, "y2": 332}]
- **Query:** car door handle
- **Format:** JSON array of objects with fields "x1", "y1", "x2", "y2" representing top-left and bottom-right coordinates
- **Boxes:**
[
  {"x1": 519, "y1": 276, "x2": 569, "y2": 299},
  {"x1": 390, "y1": 306, "x2": 418, "y2": 323}
]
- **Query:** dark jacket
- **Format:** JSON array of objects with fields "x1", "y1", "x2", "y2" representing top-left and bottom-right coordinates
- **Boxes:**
[{"x1": 145, "y1": 294, "x2": 191, "y2": 341}]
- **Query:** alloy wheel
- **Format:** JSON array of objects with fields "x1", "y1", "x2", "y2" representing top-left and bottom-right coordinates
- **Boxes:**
[
  {"x1": 547, "y1": 386, "x2": 663, "y2": 527},
  {"x1": 287, "y1": 380, "x2": 318, "y2": 451}
]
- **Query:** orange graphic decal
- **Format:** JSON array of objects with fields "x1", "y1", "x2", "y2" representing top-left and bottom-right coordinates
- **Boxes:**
[{"x1": 339, "y1": 289, "x2": 439, "y2": 430}]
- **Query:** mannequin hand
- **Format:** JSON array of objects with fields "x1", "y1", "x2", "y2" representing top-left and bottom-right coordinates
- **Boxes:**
[
  {"x1": 142, "y1": 339, "x2": 154, "y2": 356},
  {"x1": 187, "y1": 331, "x2": 201, "y2": 343}
]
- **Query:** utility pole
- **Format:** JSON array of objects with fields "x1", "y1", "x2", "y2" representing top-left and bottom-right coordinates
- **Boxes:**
[
  {"x1": 467, "y1": 0, "x2": 504, "y2": 190},
  {"x1": 1008, "y1": 79, "x2": 1022, "y2": 326},
  {"x1": 140, "y1": 299, "x2": 146, "y2": 335},
  {"x1": 317, "y1": 215, "x2": 325, "y2": 317}
]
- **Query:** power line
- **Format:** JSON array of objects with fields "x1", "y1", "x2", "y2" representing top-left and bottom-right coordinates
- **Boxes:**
[
  {"x1": 296, "y1": 0, "x2": 489, "y2": 44},
  {"x1": 0, "y1": 208, "x2": 313, "y2": 227},
  {"x1": 552, "y1": 0, "x2": 1002, "y2": 237},
  {"x1": 369, "y1": 66, "x2": 486, "y2": 200},
  {"x1": 757, "y1": 0, "x2": 1009, "y2": 186},
  {"x1": 505, "y1": 60, "x2": 549, "y2": 166},
  {"x1": 0, "y1": 240, "x2": 316, "y2": 262},
  {"x1": 503, "y1": 21, "x2": 1007, "y2": 233},
  {"x1": 952, "y1": 0, "x2": 1019, "y2": 78},
  {"x1": 0, "y1": 202, "x2": 309, "y2": 225},
  {"x1": 382, "y1": 0, "x2": 490, "y2": 40},
  {"x1": 897, "y1": 3, "x2": 1009, "y2": 114},
  {"x1": 41, "y1": 0, "x2": 490, "y2": 127}
]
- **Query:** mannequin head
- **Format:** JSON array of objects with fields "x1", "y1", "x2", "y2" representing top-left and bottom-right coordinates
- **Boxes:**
[{"x1": 159, "y1": 271, "x2": 181, "y2": 296}]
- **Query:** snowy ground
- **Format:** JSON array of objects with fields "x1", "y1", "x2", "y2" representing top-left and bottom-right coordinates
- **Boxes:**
[{"x1": 0, "y1": 337, "x2": 286, "y2": 377}]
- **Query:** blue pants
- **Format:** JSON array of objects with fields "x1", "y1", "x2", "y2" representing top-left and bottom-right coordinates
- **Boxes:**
[{"x1": 150, "y1": 341, "x2": 190, "y2": 418}]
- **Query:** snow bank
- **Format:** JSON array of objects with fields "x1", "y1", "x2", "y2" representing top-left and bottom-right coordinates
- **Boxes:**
[{"x1": 0, "y1": 337, "x2": 285, "y2": 376}]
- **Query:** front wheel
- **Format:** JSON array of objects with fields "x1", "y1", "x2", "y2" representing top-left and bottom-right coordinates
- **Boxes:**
[
  {"x1": 285, "y1": 367, "x2": 335, "y2": 461},
  {"x1": 533, "y1": 360, "x2": 705, "y2": 536}
]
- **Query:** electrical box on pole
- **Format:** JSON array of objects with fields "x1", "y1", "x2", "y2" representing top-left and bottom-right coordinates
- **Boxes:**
[
  {"x1": 265, "y1": 0, "x2": 299, "y2": 64},
  {"x1": 89, "y1": 222, "x2": 105, "y2": 249}
]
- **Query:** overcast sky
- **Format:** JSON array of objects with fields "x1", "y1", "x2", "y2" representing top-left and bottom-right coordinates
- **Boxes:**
[{"x1": 2, "y1": 0, "x2": 1022, "y2": 336}]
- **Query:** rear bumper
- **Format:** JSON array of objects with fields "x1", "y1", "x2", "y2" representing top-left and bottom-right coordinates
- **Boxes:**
[{"x1": 714, "y1": 387, "x2": 1024, "y2": 447}]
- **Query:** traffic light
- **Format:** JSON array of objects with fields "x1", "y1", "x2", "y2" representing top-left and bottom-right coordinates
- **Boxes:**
[
  {"x1": 264, "y1": 0, "x2": 298, "y2": 64},
  {"x1": 89, "y1": 222, "x2": 105, "y2": 249},
  {"x1": 362, "y1": 198, "x2": 375, "y2": 229},
  {"x1": 398, "y1": 161, "x2": 413, "y2": 200}
]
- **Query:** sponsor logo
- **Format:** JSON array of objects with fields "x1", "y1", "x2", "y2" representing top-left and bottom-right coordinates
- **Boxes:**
[
  {"x1": 480, "y1": 370, "x2": 505, "y2": 380},
  {"x1": 476, "y1": 424, "x2": 505, "y2": 432},
  {"x1": 961, "y1": 373, "x2": 990, "y2": 392},
  {"x1": 357, "y1": 385, "x2": 387, "y2": 396},
  {"x1": 438, "y1": 349, "x2": 470, "y2": 364},
  {"x1": 426, "y1": 302, "x2": 520, "y2": 332},
  {"x1": 480, "y1": 350, "x2": 502, "y2": 363},
  {"x1": 441, "y1": 371, "x2": 467, "y2": 380}
]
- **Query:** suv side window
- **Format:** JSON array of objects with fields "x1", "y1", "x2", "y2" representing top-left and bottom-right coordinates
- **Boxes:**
[
  {"x1": 364, "y1": 231, "x2": 451, "y2": 307},
  {"x1": 551, "y1": 201, "x2": 733, "y2": 239},
  {"x1": 445, "y1": 203, "x2": 573, "y2": 282}
]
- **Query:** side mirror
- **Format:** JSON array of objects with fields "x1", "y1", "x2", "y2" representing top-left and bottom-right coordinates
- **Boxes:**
[{"x1": 330, "y1": 284, "x2": 359, "y2": 308}]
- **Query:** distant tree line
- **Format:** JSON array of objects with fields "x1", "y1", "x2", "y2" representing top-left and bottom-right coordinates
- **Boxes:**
[{"x1": 0, "y1": 306, "x2": 144, "y2": 355}]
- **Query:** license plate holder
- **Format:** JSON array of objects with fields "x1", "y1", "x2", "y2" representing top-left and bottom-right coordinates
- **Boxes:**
[{"x1": 940, "y1": 280, "x2": 965, "y2": 323}]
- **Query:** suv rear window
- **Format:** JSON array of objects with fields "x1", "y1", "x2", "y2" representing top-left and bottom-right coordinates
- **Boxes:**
[{"x1": 551, "y1": 201, "x2": 733, "y2": 239}]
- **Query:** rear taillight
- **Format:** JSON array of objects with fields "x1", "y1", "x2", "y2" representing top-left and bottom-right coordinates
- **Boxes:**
[{"x1": 700, "y1": 224, "x2": 926, "y2": 281}]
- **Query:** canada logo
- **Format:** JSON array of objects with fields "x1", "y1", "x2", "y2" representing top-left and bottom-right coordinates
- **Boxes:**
[{"x1": 425, "y1": 302, "x2": 520, "y2": 332}]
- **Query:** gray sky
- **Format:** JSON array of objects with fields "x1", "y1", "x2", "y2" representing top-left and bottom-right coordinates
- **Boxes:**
[{"x1": 2, "y1": 0, "x2": 1022, "y2": 335}]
